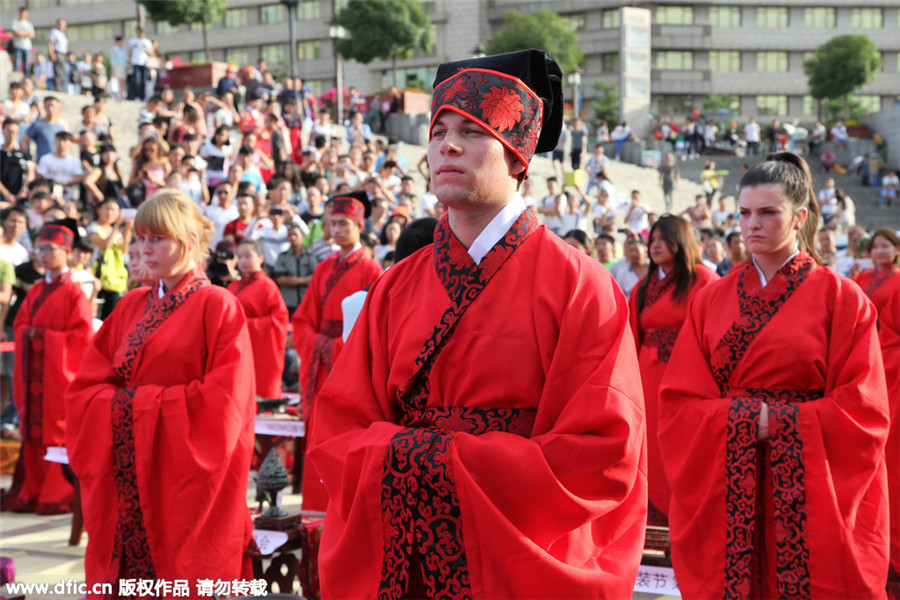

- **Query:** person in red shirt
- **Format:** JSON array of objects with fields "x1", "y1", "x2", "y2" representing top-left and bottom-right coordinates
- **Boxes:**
[
  {"x1": 1, "y1": 219, "x2": 92, "y2": 514},
  {"x1": 222, "y1": 192, "x2": 256, "y2": 244}
]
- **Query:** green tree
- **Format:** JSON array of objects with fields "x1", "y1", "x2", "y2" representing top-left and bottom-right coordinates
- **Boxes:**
[
  {"x1": 486, "y1": 10, "x2": 584, "y2": 75},
  {"x1": 337, "y1": 0, "x2": 434, "y2": 89},
  {"x1": 590, "y1": 80, "x2": 619, "y2": 125},
  {"x1": 804, "y1": 35, "x2": 881, "y2": 120},
  {"x1": 139, "y1": 0, "x2": 227, "y2": 60}
]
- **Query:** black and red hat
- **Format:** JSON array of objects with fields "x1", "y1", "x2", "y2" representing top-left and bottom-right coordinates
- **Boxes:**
[
  {"x1": 430, "y1": 49, "x2": 563, "y2": 174},
  {"x1": 331, "y1": 191, "x2": 371, "y2": 229},
  {"x1": 37, "y1": 218, "x2": 79, "y2": 250}
]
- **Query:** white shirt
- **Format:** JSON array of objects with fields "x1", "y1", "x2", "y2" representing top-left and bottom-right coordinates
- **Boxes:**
[
  {"x1": 48, "y1": 27, "x2": 68, "y2": 54},
  {"x1": 468, "y1": 194, "x2": 526, "y2": 265},
  {"x1": 204, "y1": 203, "x2": 239, "y2": 248},
  {"x1": 539, "y1": 193, "x2": 564, "y2": 231},
  {"x1": 12, "y1": 18, "x2": 34, "y2": 50},
  {"x1": 37, "y1": 153, "x2": 83, "y2": 201},
  {"x1": 744, "y1": 122, "x2": 760, "y2": 143},
  {"x1": 128, "y1": 36, "x2": 153, "y2": 67},
  {"x1": 45, "y1": 266, "x2": 70, "y2": 283},
  {"x1": 752, "y1": 247, "x2": 799, "y2": 288}
]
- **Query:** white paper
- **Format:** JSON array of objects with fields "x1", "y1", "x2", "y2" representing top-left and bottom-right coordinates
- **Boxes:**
[
  {"x1": 255, "y1": 418, "x2": 305, "y2": 438},
  {"x1": 44, "y1": 446, "x2": 70, "y2": 464},
  {"x1": 633, "y1": 565, "x2": 680, "y2": 596},
  {"x1": 252, "y1": 529, "x2": 290, "y2": 555}
]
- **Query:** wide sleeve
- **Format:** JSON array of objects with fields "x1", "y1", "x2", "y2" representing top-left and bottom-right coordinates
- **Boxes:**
[
  {"x1": 291, "y1": 261, "x2": 324, "y2": 359},
  {"x1": 244, "y1": 280, "x2": 288, "y2": 399}
]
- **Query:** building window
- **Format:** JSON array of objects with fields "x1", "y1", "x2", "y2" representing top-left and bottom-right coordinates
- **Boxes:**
[
  {"x1": 856, "y1": 95, "x2": 881, "y2": 113},
  {"x1": 226, "y1": 9, "x2": 250, "y2": 28},
  {"x1": 657, "y1": 51, "x2": 693, "y2": 70},
  {"x1": 709, "y1": 51, "x2": 740, "y2": 72},
  {"x1": 381, "y1": 67, "x2": 438, "y2": 92},
  {"x1": 154, "y1": 21, "x2": 178, "y2": 35},
  {"x1": 852, "y1": 8, "x2": 882, "y2": 28},
  {"x1": 757, "y1": 51, "x2": 788, "y2": 73},
  {"x1": 656, "y1": 95, "x2": 696, "y2": 115},
  {"x1": 802, "y1": 95, "x2": 818, "y2": 116},
  {"x1": 756, "y1": 95, "x2": 787, "y2": 116},
  {"x1": 191, "y1": 50, "x2": 208, "y2": 63},
  {"x1": 226, "y1": 48, "x2": 250, "y2": 67},
  {"x1": 261, "y1": 44, "x2": 287, "y2": 67},
  {"x1": 123, "y1": 20, "x2": 138, "y2": 39},
  {"x1": 305, "y1": 80, "x2": 325, "y2": 97},
  {"x1": 260, "y1": 5, "x2": 285, "y2": 25},
  {"x1": 709, "y1": 6, "x2": 741, "y2": 28},
  {"x1": 297, "y1": 41, "x2": 322, "y2": 61},
  {"x1": 602, "y1": 9, "x2": 620, "y2": 29},
  {"x1": 297, "y1": 1, "x2": 322, "y2": 20},
  {"x1": 190, "y1": 22, "x2": 204, "y2": 32},
  {"x1": 564, "y1": 13, "x2": 586, "y2": 31},
  {"x1": 602, "y1": 53, "x2": 620, "y2": 73},
  {"x1": 66, "y1": 23, "x2": 114, "y2": 43},
  {"x1": 656, "y1": 6, "x2": 693, "y2": 25},
  {"x1": 0, "y1": 0, "x2": 16, "y2": 11},
  {"x1": 757, "y1": 7, "x2": 788, "y2": 28},
  {"x1": 804, "y1": 8, "x2": 835, "y2": 28}
]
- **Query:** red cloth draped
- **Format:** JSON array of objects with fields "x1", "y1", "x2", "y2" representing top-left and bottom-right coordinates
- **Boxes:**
[
  {"x1": 66, "y1": 267, "x2": 257, "y2": 596},
  {"x1": 628, "y1": 264, "x2": 718, "y2": 524},
  {"x1": 881, "y1": 294, "x2": 900, "y2": 598},
  {"x1": 855, "y1": 266, "x2": 900, "y2": 314},
  {"x1": 659, "y1": 255, "x2": 890, "y2": 599},
  {"x1": 1, "y1": 272, "x2": 91, "y2": 514},
  {"x1": 228, "y1": 270, "x2": 289, "y2": 399},
  {"x1": 292, "y1": 247, "x2": 382, "y2": 511},
  {"x1": 308, "y1": 217, "x2": 647, "y2": 598}
]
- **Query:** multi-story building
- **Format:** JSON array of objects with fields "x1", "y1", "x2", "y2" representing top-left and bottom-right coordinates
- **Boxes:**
[{"x1": 5, "y1": 0, "x2": 899, "y2": 123}]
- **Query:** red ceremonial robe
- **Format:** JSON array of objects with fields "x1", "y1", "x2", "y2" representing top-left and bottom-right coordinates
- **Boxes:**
[
  {"x1": 228, "y1": 270, "x2": 289, "y2": 399},
  {"x1": 66, "y1": 266, "x2": 257, "y2": 597},
  {"x1": 856, "y1": 265, "x2": 900, "y2": 314},
  {"x1": 308, "y1": 211, "x2": 648, "y2": 598},
  {"x1": 880, "y1": 294, "x2": 900, "y2": 599},
  {"x1": 292, "y1": 246, "x2": 381, "y2": 510},
  {"x1": 1, "y1": 271, "x2": 91, "y2": 514},
  {"x1": 659, "y1": 254, "x2": 890, "y2": 599},
  {"x1": 628, "y1": 264, "x2": 718, "y2": 525}
]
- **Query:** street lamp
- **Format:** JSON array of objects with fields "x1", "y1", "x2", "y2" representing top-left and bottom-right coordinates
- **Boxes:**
[
  {"x1": 280, "y1": 0, "x2": 299, "y2": 78},
  {"x1": 569, "y1": 66, "x2": 583, "y2": 118},
  {"x1": 329, "y1": 24, "x2": 348, "y2": 124}
]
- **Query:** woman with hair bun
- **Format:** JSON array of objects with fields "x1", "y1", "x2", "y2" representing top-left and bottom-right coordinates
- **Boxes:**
[
  {"x1": 66, "y1": 190, "x2": 257, "y2": 595},
  {"x1": 628, "y1": 214, "x2": 718, "y2": 526},
  {"x1": 659, "y1": 152, "x2": 889, "y2": 598}
]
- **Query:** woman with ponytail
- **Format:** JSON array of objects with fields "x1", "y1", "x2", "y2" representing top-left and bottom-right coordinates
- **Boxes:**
[
  {"x1": 66, "y1": 190, "x2": 258, "y2": 596},
  {"x1": 659, "y1": 152, "x2": 890, "y2": 599},
  {"x1": 628, "y1": 214, "x2": 718, "y2": 526}
]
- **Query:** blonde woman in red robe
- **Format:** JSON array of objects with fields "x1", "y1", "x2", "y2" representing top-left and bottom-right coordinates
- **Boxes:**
[
  {"x1": 229, "y1": 238, "x2": 289, "y2": 400},
  {"x1": 66, "y1": 190, "x2": 256, "y2": 597},
  {"x1": 854, "y1": 228, "x2": 900, "y2": 314},
  {"x1": 1, "y1": 220, "x2": 92, "y2": 514},
  {"x1": 660, "y1": 152, "x2": 889, "y2": 599},
  {"x1": 628, "y1": 214, "x2": 718, "y2": 526}
]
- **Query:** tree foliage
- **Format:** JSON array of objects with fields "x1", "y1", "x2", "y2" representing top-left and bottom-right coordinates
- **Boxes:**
[
  {"x1": 804, "y1": 35, "x2": 881, "y2": 101},
  {"x1": 139, "y1": 0, "x2": 227, "y2": 60},
  {"x1": 337, "y1": 0, "x2": 434, "y2": 88},
  {"x1": 486, "y1": 10, "x2": 584, "y2": 75},
  {"x1": 590, "y1": 80, "x2": 619, "y2": 125}
]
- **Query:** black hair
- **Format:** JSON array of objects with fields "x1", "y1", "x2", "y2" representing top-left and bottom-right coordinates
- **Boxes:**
[
  {"x1": 562, "y1": 229, "x2": 589, "y2": 250},
  {"x1": 394, "y1": 217, "x2": 438, "y2": 262}
]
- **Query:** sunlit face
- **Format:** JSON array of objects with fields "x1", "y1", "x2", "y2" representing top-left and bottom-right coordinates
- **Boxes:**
[
  {"x1": 236, "y1": 196, "x2": 253, "y2": 217},
  {"x1": 817, "y1": 231, "x2": 836, "y2": 255},
  {"x1": 4, "y1": 213, "x2": 27, "y2": 239},
  {"x1": 594, "y1": 238, "x2": 613, "y2": 261},
  {"x1": 97, "y1": 201, "x2": 119, "y2": 225},
  {"x1": 870, "y1": 235, "x2": 898, "y2": 269},
  {"x1": 384, "y1": 221, "x2": 401, "y2": 243},
  {"x1": 237, "y1": 244, "x2": 263, "y2": 274},
  {"x1": 330, "y1": 215, "x2": 360, "y2": 249},
  {"x1": 287, "y1": 227, "x2": 304, "y2": 248},
  {"x1": 738, "y1": 184, "x2": 805, "y2": 261},
  {"x1": 138, "y1": 232, "x2": 185, "y2": 285},
  {"x1": 36, "y1": 243, "x2": 68, "y2": 272},
  {"x1": 649, "y1": 228, "x2": 675, "y2": 268},
  {"x1": 428, "y1": 111, "x2": 522, "y2": 211},
  {"x1": 625, "y1": 241, "x2": 646, "y2": 265}
]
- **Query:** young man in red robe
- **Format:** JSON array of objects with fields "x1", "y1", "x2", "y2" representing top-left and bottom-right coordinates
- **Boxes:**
[
  {"x1": 292, "y1": 189, "x2": 382, "y2": 510},
  {"x1": 307, "y1": 50, "x2": 647, "y2": 598},
  {"x1": 229, "y1": 238, "x2": 289, "y2": 400},
  {"x1": 1, "y1": 220, "x2": 92, "y2": 514}
]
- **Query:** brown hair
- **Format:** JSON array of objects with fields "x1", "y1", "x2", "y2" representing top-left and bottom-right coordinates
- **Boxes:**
[
  {"x1": 868, "y1": 228, "x2": 900, "y2": 266},
  {"x1": 634, "y1": 214, "x2": 702, "y2": 310},
  {"x1": 134, "y1": 189, "x2": 214, "y2": 272},
  {"x1": 738, "y1": 151, "x2": 823, "y2": 264}
]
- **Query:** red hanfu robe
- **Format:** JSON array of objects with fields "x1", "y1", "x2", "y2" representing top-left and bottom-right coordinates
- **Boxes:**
[
  {"x1": 1, "y1": 271, "x2": 91, "y2": 514},
  {"x1": 628, "y1": 264, "x2": 718, "y2": 525},
  {"x1": 880, "y1": 294, "x2": 900, "y2": 599},
  {"x1": 228, "y1": 270, "x2": 289, "y2": 399},
  {"x1": 856, "y1": 265, "x2": 900, "y2": 314},
  {"x1": 308, "y1": 212, "x2": 648, "y2": 598},
  {"x1": 659, "y1": 254, "x2": 890, "y2": 599},
  {"x1": 66, "y1": 266, "x2": 257, "y2": 597},
  {"x1": 292, "y1": 246, "x2": 381, "y2": 510}
]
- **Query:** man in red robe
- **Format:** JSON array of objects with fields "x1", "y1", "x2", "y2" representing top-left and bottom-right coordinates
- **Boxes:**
[
  {"x1": 1, "y1": 220, "x2": 92, "y2": 514},
  {"x1": 292, "y1": 190, "x2": 382, "y2": 510},
  {"x1": 307, "y1": 50, "x2": 647, "y2": 598}
]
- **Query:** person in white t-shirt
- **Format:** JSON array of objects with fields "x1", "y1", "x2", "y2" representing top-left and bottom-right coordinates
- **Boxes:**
[
  {"x1": 537, "y1": 177, "x2": 564, "y2": 234},
  {"x1": 36, "y1": 131, "x2": 83, "y2": 202},
  {"x1": 204, "y1": 182, "x2": 239, "y2": 247},
  {"x1": 127, "y1": 26, "x2": 154, "y2": 101}
]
